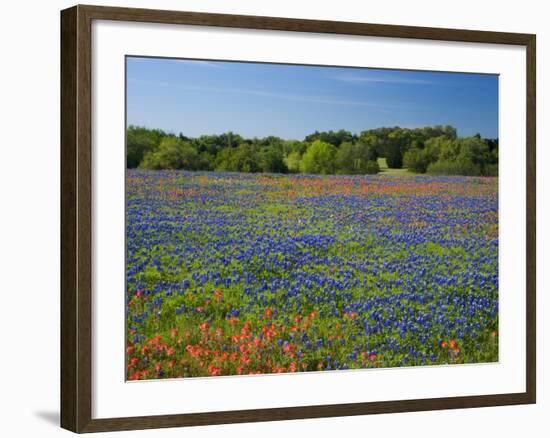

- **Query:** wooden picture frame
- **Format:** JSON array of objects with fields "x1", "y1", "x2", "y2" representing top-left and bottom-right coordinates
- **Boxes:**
[{"x1": 61, "y1": 4, "x2": 536, "y2": 433}]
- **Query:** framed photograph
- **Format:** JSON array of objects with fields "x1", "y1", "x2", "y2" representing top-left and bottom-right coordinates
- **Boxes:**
[{"x1": 60, "y1": 4, "x2": 536, "y2": 433}]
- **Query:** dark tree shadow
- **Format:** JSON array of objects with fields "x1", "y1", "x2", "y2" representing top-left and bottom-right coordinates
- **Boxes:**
[{"x1": 34, "y1": 410, "x2": 59, "y2": 427}]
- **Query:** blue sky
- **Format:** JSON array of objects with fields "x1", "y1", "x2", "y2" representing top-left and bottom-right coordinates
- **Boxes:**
[{"x1": 126, "y1": 57, "x2": 498, "y2": 139}]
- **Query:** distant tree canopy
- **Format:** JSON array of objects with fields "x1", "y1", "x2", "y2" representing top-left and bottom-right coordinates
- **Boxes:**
[
  {"x1": 127, "y1": 125, "x2": 498, "y2": 176},
  {"x1": 304, "y1": 129, "x2": 355, "y2": 147}
]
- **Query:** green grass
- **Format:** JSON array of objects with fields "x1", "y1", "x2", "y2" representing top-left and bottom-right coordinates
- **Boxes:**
[{"x1": 377, "y1": 157, "x2": 419, "y2": 176}]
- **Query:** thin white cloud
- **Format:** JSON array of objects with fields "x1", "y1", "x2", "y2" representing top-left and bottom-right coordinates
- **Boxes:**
[
  {"x1": 172, "y1": 59, "x2": 228, "y2": 69},
  {"x1": 333, "y1": 74, "x2": 436, "y2": 85},
  {"x1": 127, "y1": 78, "x2": 404, "y2": 111},
  {"x1": 231, "y1": 88, "x2": 397, "y2": 109},
  {"x1": 128, "y1": 57, "x2": 228, "y2": 69}
]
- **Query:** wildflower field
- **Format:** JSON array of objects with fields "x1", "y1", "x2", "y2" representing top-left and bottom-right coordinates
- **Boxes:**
[{"x1": 126, "y1": 170, "x2": 498, "y2": 380}]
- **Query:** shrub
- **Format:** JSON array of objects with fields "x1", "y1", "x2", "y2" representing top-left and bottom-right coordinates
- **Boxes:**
[
  {"x1": 336, "y1": 142, "x2": 379, "y2": 174},
  {"x1": 427, "y1": 159, "x2": 481, "y2": 176},
  {"x1": 483, "y1": 163, "x2": 498, "y2": 176},
  {"x1": 385, "y1": 147, "x2": 403, "y2": 169},
  {"x1": 127, "y1": 126, "x2": 164, "y2": 168},
  {"x1": 299, "y1": 140, "x2": 337, "y2": 174},
  {"x1": 215, "y1": 145, "x2": 260, "y2": 173},
  {"x1": 363, "y1": 160, "x2": 380, "y2": 175},
  {"x1": 140, "y1": 137, "x2": 199, "y2": 170},
  {"x1": 284, "y1": 151, "x2": 302, "y2": 173},
  {"x1": 403, "y1": 148, "x2": 429, "y2": 173}
]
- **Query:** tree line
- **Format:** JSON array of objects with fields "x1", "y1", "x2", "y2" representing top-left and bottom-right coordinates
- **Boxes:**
[{"x1": 127, "y1": 125, "x2": 498, "y2": 176}]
